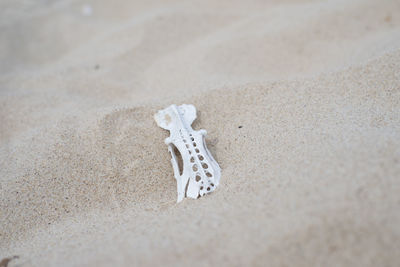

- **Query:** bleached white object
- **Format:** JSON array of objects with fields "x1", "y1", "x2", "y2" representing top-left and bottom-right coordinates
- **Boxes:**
[{"x1": 154, "y1": 104, "x2": 221, "y2": 202}]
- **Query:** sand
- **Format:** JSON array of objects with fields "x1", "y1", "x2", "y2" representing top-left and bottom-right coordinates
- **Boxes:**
[{"x1": 1, "y1": 0, "x2": 400, "y2": 266}]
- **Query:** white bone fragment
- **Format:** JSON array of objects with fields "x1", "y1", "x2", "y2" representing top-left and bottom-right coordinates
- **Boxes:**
[{"x1": 154, "y1": 104, "x2": 221, "y2": 202}]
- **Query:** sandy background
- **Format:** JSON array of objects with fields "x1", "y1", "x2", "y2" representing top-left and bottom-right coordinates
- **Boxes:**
[{"x1": 1, "y1": 0, "x2": 400, "y2": 266}]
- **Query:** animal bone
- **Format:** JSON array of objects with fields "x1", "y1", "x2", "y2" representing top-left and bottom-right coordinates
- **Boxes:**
[{"x1": 154, "y1": 104, "x2": 221, "y2": 202}]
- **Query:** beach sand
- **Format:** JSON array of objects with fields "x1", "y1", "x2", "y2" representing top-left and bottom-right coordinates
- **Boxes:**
[{"x1": 1, "y1": 0, "x2": 400, "y2": 266}]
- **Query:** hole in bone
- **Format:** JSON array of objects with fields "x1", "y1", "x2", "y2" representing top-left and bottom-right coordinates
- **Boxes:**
[
  {"x1": 195, "y1": 175, "x2": 201, "y2": 182},
  {"x1": 193, "y1": 142, "x2": 197, "y2": 147},
  {"x1": 206, "y1": 172, "x2": 212, "y2": 177},
  {"x1": 202, "y1": 163, "x2": 208, "y2": 169},
  {"x1": 171, "y1": 144, "x2": 184, "y2": 176},
  {"x1": 211, "y1": 183, "x2": 214, "y2": 187},
  {"x1": 192, "y1": 164, "x2": 198, "y2": 171},
  {"x1": 200, "y1": 186, "x2": 203, "y2": 190},
  {"x1": 189, "y1": 150, "x2": 192, "y2": 154},
  {"x1": 198, "y1": 155, "x2": 204, "y2": 160},
  {"x1": 186, "y1": 144, "x2": 189, "y2": 148},
  {"x1": 184, "y1": 178, "x2": 190, "y2": 197},
  {"x1": 164, "y1": 114, "x2": 171, "y2": 125},
  {"x1": 191, "y1": 137, "x2": 195, "y2": 141},
  {"x1": 195, "y1": 148, "x2": 200, "y2": 153},
  {"x1": 207, "y1": 187, "x2": 211, "y2": 191},
  {"x1": 190, "y1": 157, "x2": 195, "y2": 163}
]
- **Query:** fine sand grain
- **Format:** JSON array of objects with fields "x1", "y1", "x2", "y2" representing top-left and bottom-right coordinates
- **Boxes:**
[{"x1": 1, "y1": 0, "x2": 400, "y2": 266}]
